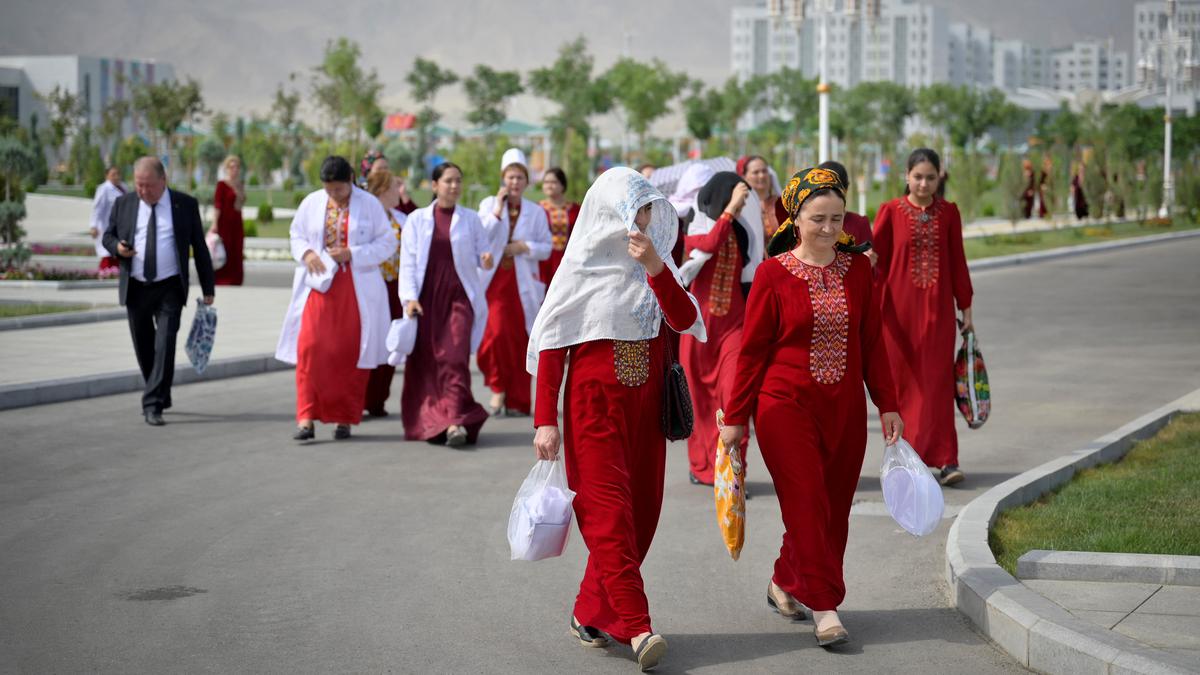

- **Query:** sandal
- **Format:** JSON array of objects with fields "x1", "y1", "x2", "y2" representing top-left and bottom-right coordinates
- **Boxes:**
[{"x1": 569, "y1": 617, "x2": 610, "y2": 648}]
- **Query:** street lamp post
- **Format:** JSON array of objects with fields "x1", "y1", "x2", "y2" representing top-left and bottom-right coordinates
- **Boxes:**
[{"x1": 1160, "y1": 0, "x2": 1176, "y2": 219}]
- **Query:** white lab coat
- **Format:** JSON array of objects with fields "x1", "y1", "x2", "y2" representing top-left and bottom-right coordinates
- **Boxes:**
[
  {"x1": 399, "y1": 203, "x2": 494, "y2": 352},
  {"x1": 90, "y1": 181, "x2": 126, "y2": 258},
  {"x1": 274, "y1": 186, "x2": 397, "y2": 369},
  {"x1": 477, "y1": 196, "x2": 552, "y2": 333}
]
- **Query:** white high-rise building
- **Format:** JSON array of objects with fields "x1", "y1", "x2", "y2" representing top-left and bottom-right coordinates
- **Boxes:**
[
  {"x1": 1133, "y1": 1, "x2": 1200, "y2": 96},
  {"x1": 1048, "y1": 40, "x2": 1129, "y2": 92}
]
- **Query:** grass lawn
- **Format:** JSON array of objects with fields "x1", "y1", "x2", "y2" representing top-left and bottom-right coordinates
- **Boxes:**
[
  {"x1": 990, "y1": 412, "x2": 1200, "y2": 576},
  {"x1": 0, "y1": 303, "x2": 91, "y2": 318},
  {"x1": 964, "y1": 219, "x2": 1200, "y2": 260}
]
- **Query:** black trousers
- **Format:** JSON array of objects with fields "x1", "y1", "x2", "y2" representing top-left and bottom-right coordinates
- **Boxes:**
[{"x1": 126, "y1": 276, "x2": 184, "y2": 413}]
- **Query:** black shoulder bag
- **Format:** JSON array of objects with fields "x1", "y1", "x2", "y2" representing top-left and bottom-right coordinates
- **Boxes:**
[{"x1": 661, "y1": 323, "x2": 694, "y2": 441}]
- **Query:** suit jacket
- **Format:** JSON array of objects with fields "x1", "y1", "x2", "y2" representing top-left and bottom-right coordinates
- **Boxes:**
[{"x1": 102, "y1": 188, "x2": 216, "y2": 306}]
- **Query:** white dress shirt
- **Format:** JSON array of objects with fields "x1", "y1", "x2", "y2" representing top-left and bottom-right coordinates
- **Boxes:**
[{"x1": 132, "y1": 188, "x2": 179, "y2": 282}]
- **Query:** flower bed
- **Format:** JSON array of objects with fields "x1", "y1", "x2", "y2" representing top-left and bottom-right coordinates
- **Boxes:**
[
  {"x1": 1, "y1": 265, "x2": 120, "y2": 281},
  {"x1": 28, "y1": 243, "x2": 98, "y2": 256}
]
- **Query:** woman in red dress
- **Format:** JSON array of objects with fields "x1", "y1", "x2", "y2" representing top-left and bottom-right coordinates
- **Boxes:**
[
  {"x1": 738, "y1": 155, "x2": 781, "y2": 249},
  {"x1": 211, "y1": 155, "x2": 245, "y2": 285},
  {"x1": 722, "y1": 167, "x2": 903, "y2": 648},
  {"x1": 399, "y1": 163, "x2": 496, "y2": 446},
  {"x1": 872, "y1": 148, "x2": 975, "y2": 485},
  {"x1": 363, "y1": 169, "x2": 406, "y2": 418},
  {"x1": 818, "y1": 160, "x2": 876, "y2": 265},
  {"x1": 538, "y1": 166, "x2": 579, "y2": 287},
  {"x1": 528, "y1": 167, "x2": 706, "y2": 672}
]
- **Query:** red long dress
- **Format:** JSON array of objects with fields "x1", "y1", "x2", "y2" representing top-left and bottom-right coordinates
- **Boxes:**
[
  {"x1": 363, "y1": 213, "x2": 405, "y2": 416},
  {"x1": 295, "y1": 200, "x2": 370, "y2": 425},
  {"x1": 725, "y1": 251, "x2": 897, "y2": 612},
  {"x1": 680, "y1": 212, "x2": 749, "y2": 484},
  {"x1": 213, "y1": 180, "x2": 244, "y2": 286},
  {"x1": 842, "y1": 211, "x2": 873, "y2": 249},
  {"x1": 538, "y1": 199, "x2": 579, "y2": 286},
  {"x1": 872, "y1": 196, "x2": 973, "y2": 468},
  {"x1": 401, "y1": 206, "x2": 489, "y2": 443},
  {"x1": 477, "y1": 205, "x2": 532, "y2": 414},
  {"x1": 535, "y1": 268, "x2": 698, "y2": 644}
]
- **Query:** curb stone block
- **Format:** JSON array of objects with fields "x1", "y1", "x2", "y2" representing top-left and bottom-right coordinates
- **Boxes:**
[{"x1": 1029, "y1": 618, "x2": 1120, "y2": 674}]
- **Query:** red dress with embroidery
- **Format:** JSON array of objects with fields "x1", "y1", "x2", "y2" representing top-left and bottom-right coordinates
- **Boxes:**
[
  {"x1": 538, "y1": 199, "x2": 579, "y2": 286},
  {"x1": 842, "y1": 211, "x2": 873, "y2": 248},
  {"x1": 478, "y1": 206, "x2": 532, "y2": 414},
  {"x1": 726, "y1": 251, "x2": 897, "y2": 611},
  {"x1": 295, "y1": 200, "x2": 370, "y2": 425},
  {"x1": 680, "y1": 212, "x2": 749, "y2": 483},
  {"x1": 534, "y1": 268, "x2": 698, "y2": 644},
  {"x1": 872, "y1": 196, "x2": 973, "y2": 467}
]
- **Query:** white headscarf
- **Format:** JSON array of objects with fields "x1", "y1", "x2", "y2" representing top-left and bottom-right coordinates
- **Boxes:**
[
  {"x1": 669, "y1": 163, "x2": 715, "y2": 219},
  {"x1": 525, "y1": 167, "x2": 706, "y2": 376}
]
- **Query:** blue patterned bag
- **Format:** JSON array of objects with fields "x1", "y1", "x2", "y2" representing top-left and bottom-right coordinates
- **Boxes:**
[{"x1": 185, "y1": 300, "x2": 218, "y2": 374}]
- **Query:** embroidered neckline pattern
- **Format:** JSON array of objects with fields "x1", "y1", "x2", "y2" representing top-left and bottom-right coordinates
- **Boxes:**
[
  {"x1": 709, "y1": 231, "x2": 738, "y2": 317},
  {"x1": 898, "y1": 197, "x2": 941, "y2": 288},
  {"x1": 540, "y1": 199, "x2": 571, "y2": 252},
  {"x1": 324, "y1": 198, "x2": 349, "y2": 249},
  {"x1": 612, "y1": 339, "x2": 651, "y2": 387},
  {"x1": 776, "y1": 251, "x2": 853, "y2": 385}
]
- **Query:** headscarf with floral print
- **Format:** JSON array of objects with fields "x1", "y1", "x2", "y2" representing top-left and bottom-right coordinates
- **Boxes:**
[{"x1": 767, "y1": 167, "x2": 870, "y2": 257}]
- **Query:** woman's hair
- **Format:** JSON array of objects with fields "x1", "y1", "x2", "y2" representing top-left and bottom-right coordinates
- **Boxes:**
[
  {"x1": 431, "y1": 161, "x2": 463, "y2": 183},
  {"x1": 903, "y1": 148, "x2": 942, "y2": 196},
  {"x1": 799, "y1": 186, "x2": 847, "y2": 212},
  {"x1": 223, "y1": 154, "x2": 241, "y2": 169},
  {"x1": 543, "y1": 166, "x2": 568, "y2": 191},
  {"x1": 320, "y1": 156, "x2": 354, "y2": 183},
  {"x1": 366, "y1": 169, "x2": 395, "y2": 198},
  {"x1": 817, "y1": 160, "x2": 850, "y2": 190},
  {"x1": 501, "y1": 162, "x2": 529, "y2": 182},
  {"x1": 740, "y1": 155, "x2": 768, "y2": 175}
]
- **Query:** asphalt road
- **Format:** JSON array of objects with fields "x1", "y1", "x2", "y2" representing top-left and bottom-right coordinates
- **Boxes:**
[{"x1": 3, "y1": 238, "x2": 1198, "y2": 674}]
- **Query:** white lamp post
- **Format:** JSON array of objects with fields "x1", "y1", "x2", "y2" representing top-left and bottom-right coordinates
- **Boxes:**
[{"x1": 1160, "y1": 0, "x2": 1177, "y2": 219}]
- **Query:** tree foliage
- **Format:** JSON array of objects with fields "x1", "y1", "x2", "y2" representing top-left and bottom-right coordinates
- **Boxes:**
[
  {"x1": 602, "y1": 58, "x2": 687, "y2": 155},
  {"x1": 527, "y1": 36, "x2": 612, "y2": 166},
  {"x1": 463, "y1": 65, "x2": 524, "y2": 131}
]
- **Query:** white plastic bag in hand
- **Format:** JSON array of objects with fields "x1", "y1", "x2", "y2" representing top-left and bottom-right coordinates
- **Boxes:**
[
  {"x1": 508, "y1": 459, "x2": 576, "y2": 561},
  {"x1": 880, "y1": 439, "x2": 944, "y2": 537}
]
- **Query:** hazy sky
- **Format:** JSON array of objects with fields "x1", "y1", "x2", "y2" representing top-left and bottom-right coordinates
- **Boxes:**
[{"x1": 1, "y1": 0, "x2": 1137, "y2": 134}]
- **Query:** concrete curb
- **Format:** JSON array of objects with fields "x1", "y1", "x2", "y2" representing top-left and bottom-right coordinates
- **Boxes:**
[
  {"x1": 968, "y1": 229, "x2": 1200, "y2": 271},
  {"x1": 0, "y1": 354, "x2": 294, "y2": 411},
  {"x1": 1017, "y1": 550, "x2": 1200, "y2": 587},
  {"x1": 0, "y1": 279, "x2": 118, "y2": 289},
  {"x1": 0, "y1": 307, "x2": 126, "y2": 331},
  {"x1": 945, "y1": 388, "x2": 1200, "y2": 674}
]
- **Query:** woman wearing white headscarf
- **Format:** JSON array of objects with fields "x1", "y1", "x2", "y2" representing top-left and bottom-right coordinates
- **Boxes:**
[{"x1": 528, "y1": 167, "x2": 705, "y2": 672}]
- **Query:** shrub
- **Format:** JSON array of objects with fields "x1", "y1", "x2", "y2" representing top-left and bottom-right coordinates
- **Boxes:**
[
  {"x1": 982, "y1": 204, "x2": 997, "y2": 218},
  {"x1": 282, "y1": 177, "x2": 295, "y2": 192},
  {"x1": 0, "y1": 200, "x2": 27, "y2": 244},
  {"x1": 193, "y1": 185, "x2": 215, "y2": 207},
  {"x1": 62, "y1": 173, "x2": 75, "y2": 186},
  {"x1": 293, "y1": 190, "x2": 306, "y2": 207},
  {"x1": 248, "y1": 174, "x2": 260, "y2": 187},
  {"x1": 257, "y1": 201, "x2": 273, "y2": 224},
  {"x1": 0, "y1": 241, "x2": 32, "y2": 268},
  {"x1": 244, "y1": 220, "x2": 258, "y2": 237}
]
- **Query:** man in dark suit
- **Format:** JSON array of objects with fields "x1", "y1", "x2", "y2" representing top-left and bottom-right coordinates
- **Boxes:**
[{"x1": 103, "y1": 156, "x2": 216, "y2": 426}]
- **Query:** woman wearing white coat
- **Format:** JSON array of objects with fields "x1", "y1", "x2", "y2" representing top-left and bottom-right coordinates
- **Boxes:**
[
  {"x1": 476, "y1": 148, "x2": 552, "y2": 417},
  {"x1": 275, "y1": 156, "x2": 397, "y2": 441},
  {"x1": 399, "y1": 162, "x2": 496, "y2": 447}
]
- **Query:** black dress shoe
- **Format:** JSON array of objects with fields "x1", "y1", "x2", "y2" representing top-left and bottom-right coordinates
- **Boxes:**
[
  {"x1": 333, "y1": 425, "x2": 351, "y2": 440},
  {"x1": 144, "y1": 411, "x2": 165, "y2": 426},
  {"x1": 293, "y1": 426, "x2": 315, "y2": 441}
]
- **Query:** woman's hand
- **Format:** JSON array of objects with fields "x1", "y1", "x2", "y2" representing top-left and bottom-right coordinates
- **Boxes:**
[
  {"x1": 534, "y1": 425, "x2": 562, "y2": 461},
  {"x1": 960, "y1": 306, "x2": 974, "y2": 334},
  {"x1": 719, "y1": 424, "x2": 745, "y2": 450},
  {"x1": 480, "y1": 252, "x2": 495, "y2": 270},
  {"x1": 405, "y1": 300, "x2": 423, "y2": 317},
  {"x1": 881, "y1": 412, "x2": 904, "y2": 445},
  {"x1": 328, "y1": 245, "x2": 351, "y2": 264},
  {"x1": 303, "y1": 250, "x2": 326, "y2": 274},
  {"x1": 492, "y1": 186, "x2": 508, "y2": 218},
  {"x1": 726, "y1": 182, "x2": 751, "y2": 216},
  {"x1": 504, "y1": 240, "x2": 529, "y2": 257},
  {"x1": 628, "y1": 230, "x2": 664, "y2": 276}
]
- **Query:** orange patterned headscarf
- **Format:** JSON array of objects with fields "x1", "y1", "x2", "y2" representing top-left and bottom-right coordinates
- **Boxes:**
[{"x1": 768, "y1": 167, "x2": 865, "y2": 256}]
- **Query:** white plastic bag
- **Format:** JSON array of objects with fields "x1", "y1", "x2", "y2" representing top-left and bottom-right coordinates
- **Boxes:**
[
  {"x1": 184, "y1": 299, "x2": 217, "y2": 375},
  {"x1": 206, "y1": 232, "x2": 227, "y2": 271},
  {"x1": 303, "y1": 251, "x2": 336, "y2": 293},
  {"x1": 385, "y1": 314, "x2": 418, "y2": 365},
  {"x1": 507, "y1": 459, "x2": 576, "y2": 561},
  {"x1": 880, "y1": 439, "x2": 944, "y2": 537}
]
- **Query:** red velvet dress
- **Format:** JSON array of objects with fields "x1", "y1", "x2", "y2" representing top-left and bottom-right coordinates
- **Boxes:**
[
  {"x1": 538, "y1": 199, "x2": 579, "y2": 286},
  {"x1": 872, "y1": 196, "x2": 973, "y2": 467},
  {"x1": 401, "y1": 206, "x2": 489, "y2": 442},
  {"x1": 535, "y1": 268, "x2": 698, "y2": 644},
  {"x1": 477, "y1": 205, "x2": 532, "y2": 414},
  {"x1": 295, "y1": 201, "x2": 370, "y2": 425},
  {"x1": 726, "y1": 251, "x2": 897, "y2": 612},
  {"x1": 842, "y1": 211, "x2": 873, "y2": 248},
  {"x1": 213, "y1": 180, "x2": 244, "y2": 286},
  {"x1": 364, "y1": 214, "x2": 405, "y2": 416},
  {"x1": 680, "y1": 212, "x2": 749, "y2": 484}
]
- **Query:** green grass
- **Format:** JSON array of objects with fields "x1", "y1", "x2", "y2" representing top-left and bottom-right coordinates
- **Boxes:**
[
  {"x1": 0, "y1": 303, "x2": 91, "y2": 318},
  {"x1": 990, "y1": 412, "x2": 1200, "y2": 576},
  {"x1": 964, "y1": 219, "x2": 1198, "y2": 260}
]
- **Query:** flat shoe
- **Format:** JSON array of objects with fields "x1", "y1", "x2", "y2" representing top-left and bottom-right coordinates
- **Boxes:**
[
  {"x1": 569, "y1": 617, "x2": 610, "y2": 648},
  {"x1": 767, "y1": 581, "x2": 809, "y2": 621},
  {"x1": 293, "y1": 426, "x2": 315, "y2": 441},
  {"x1": 633, "y1": 634, "x2": 667, "y2": 672},
  {"x1": 815, "y1": 624, "x2": 850, "y2": 648},
  {"x1": 939, "y1": 465, "x2": 965, "y2": 486},
  {"x1": 446, "y1": 426, "x2": 468, "y2": 447},
  {"x1": 333, "y1": 425, "x2": 351, "y2": 440}
]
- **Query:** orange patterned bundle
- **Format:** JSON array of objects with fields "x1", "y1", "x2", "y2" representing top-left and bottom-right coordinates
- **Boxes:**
[{"x1": 713, "y1": 410, "x2": 745, "y2": 560}]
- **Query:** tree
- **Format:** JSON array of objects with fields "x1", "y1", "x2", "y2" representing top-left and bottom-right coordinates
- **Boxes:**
[
  {"x1": 601, "y1": 58, "x2": 687, "y2": 159},
  {"x1": 242, "y1": 118, "x2": 284, "y2": 197},
  {"x1": 113, "y1": 135, "x2": 152, "y2": 175},
  {"x1": 130, "y1": 77, "x2": 206, "y2": 180},
  {"x1": 994, "y1": 100, "x2": 1028, "y2": 149},
  {"x1": 197, "y1": 136, "x2": 226, "y2": 184},
  {"x1": 209, "y1": 111, "x2": 232, "y2": 150},
  {"x1": 527, "y1": 37, "x2": 613, "y2": 168},
  {"x1": 766, "y1": 67, "x2": 819, "y2": 170},
  {"x1": 310, "y1": 38, "x2": 381, "y2": 164},
  {"x1": 0, "y1": 136, "x2": 36, "y2": 203},
  {"x1": 682, "y1": 81, "x2": 721, "y2": 150},
  {"x1": 997, "y1": 153, "x2": 1027, "y2": 225},
  {"x1": 271, "y1": 76, "x2": 303, "y2": 183},
  {"x1": 463, "y1": 65, "x2": 524, "y2": 132},
  {"x1": 99, "y1": 98, "x2": 130, "y2": 163},
  {"x1": 407, "y1": 57, "x2": 459, "y2": 178},
  {"x1": 37, "y1": 85, "x2": 84, "y2": 175}
]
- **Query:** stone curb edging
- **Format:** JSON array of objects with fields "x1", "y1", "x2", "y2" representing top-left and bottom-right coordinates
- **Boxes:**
[
  {"x1": 1017, "y1": 550, "x2": 1200, "y2": 587},
  {"x1": 0, "y1": 307, "x2": 126, "y2": 331},
  {"x1": 0, "y1": 354, "x2": 294, "y2": 411},
  {"x1": 0, "y1": 279, "x2": 119, "y2": 289},
  {"x1": 968, "y1": 229, "x2": 1200, "y2": 271},
  {"x1": 945, "y1": 388, "x2": 1200, "y2": 674}
]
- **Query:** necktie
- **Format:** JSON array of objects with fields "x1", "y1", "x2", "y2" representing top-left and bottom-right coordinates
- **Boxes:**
[{"x1": 145, "y1": 202, "x2": 158, "y2": 282}]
